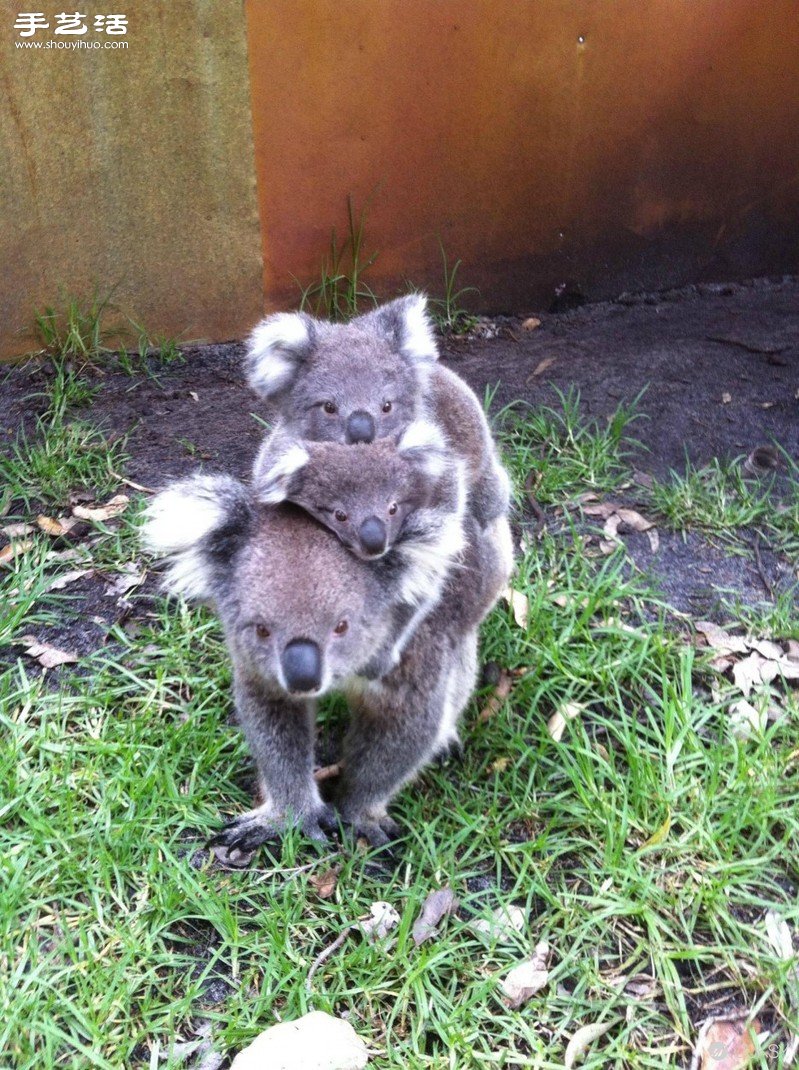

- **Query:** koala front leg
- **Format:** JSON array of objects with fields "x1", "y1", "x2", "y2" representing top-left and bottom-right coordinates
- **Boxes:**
[{"x1": 210, "y1": 676, "x2": 332, "y2": 862}]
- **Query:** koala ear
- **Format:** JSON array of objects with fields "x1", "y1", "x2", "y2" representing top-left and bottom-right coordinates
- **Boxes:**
[
  {"x1": 245, "y1": 311, "x2": 317, "y2": 399},
  {"x1": 357, "y1": 293, "x2": 439, "y2": 364},
  {"x1": 398, "y1": 419, "x2": 448, "y2": 479},
  {"x1": 252, "y1": 433, "x2": 310, "y2": 505},
  {"x1": 141, "y1": 474, "x2": 251, "y2": 601}
]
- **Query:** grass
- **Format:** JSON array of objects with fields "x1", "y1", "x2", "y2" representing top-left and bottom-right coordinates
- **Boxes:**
[
  {"x1": 2, "y1": 391, "x2": 799, "y2": 1068},
  {"x1": 427, "y1": 240, "x2": 479, "y2": 335},
  {"x1": 297, "y1": 195, "x2": 379, "y2": 321}
]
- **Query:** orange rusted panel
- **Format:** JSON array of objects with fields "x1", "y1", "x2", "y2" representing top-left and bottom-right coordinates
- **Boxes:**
[
  {"x1": 0, "y1": 0, "x2": 263, "y2": 359},
  {"x1": 245, "y1": 0, "x2": 799, "y2": 312}
]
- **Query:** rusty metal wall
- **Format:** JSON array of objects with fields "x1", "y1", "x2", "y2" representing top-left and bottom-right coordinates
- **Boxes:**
[
  {"x1": 246, "y1": 0, "x2": 799, "y2": 312},
  {"x1": 0, "y1": 0, "x2": 263, "y2": 358}
]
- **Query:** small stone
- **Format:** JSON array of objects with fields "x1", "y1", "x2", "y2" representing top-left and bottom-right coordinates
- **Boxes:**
[{"x1": 230, "y1": 1011, "x2": 369, "y2": 1070}]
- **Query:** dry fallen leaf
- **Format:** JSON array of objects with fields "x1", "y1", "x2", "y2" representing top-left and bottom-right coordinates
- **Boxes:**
[
  {"x1": 1, "y1": 522, "x2": 35, "y2": 539},
  {"x1": 548, "y1": 701, "x2": 585, "y2": 742},
  {"x1": 470, "y1": 904, "x2": 525, "y2": 941},
  {"x1": 732, "y1": 653, "x2": 767, "y2": 697},
  {"x1": 358, "y1": 901, "x2": 400, "y2": 943},
  {"x1": 72, "y1": 494, "x2": 130, "y2": 523},
  {"x1": 501, "y1": 587, "x2": 529, "y2": 628},
  {"x1": 565, "y1": 1021, "x2": 615, "y2": 1067},
  {"x1": 632, "y1": 469, "x2": 655, "y2": 489},
  {"x1": 615, "y1": 507, "x2": 656, "y2": 532},
  {"x1": 500, "y1": 941, "x2": 549, "y2": 1008},
  {"x1": 721, "y1": 392, "x2": 732, "y2": 404},
  {"x1": 47, "y1": 568, "x2": 94, "y2": 591},
  {"x1": 521, "y1": 316, "x2": 541, "y2": 331},
  {"x1": 693, "y1": 1015, "x2": 760, "y2": 1070},
  {"x1": 646, "y1": 529, "x2": 660, "y2": 553},
  {"x1": 411, "y1": 887, "x2": 458, "y2": 946},
  {"x1": 20, "y1": 635, "x2": 79, "y2": 669},
  {"x1": 309, "y1": 868, "x2": 339, "y2": 900},
  {"x1": 729, "y1": 698, "x2": 766, "y2": 741},
  {"x1": 0, "y1": 539, "x2": 34, "y2": 565},
  {"x1": 479, "y1": 669, "x2": 513, "y2": 722},
  {"x1": 105, "y1": 563, "x2": 146, "y2": 597},
  {"x1": 531, "y1": 356, "x2": 555, "y2": 376},
  {"x1": 36, "y1": 514, "x2": 79, "y2": 537},
  {"x1": 694, "y1": 622, "x2": 749, "y2": 656}
]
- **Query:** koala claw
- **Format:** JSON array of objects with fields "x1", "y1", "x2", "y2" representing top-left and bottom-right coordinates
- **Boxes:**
[
  {"x1": 339, "y1": 811, "x2": 402, "y2": 848},
  {"x1": 208, "y1": 805, "x2": 333, "y2": 860}
]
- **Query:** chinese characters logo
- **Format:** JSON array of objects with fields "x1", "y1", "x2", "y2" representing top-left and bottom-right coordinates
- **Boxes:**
[{"x1": 14, "y1": 11, "x2": 128, "y2": 37}]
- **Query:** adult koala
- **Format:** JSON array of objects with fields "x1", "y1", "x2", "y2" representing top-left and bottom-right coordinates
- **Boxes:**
[{"x1": 142, "y1": 473, "x2": 494, "y2": 857}]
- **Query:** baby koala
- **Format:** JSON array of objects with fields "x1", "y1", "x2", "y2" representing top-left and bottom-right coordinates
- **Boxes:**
[
  {"x1": 252, "y1": 419, "x2": 467, "y2": 676},
  {"x1": 245, "y1": 293, "x2": 512, "y2": 534}
]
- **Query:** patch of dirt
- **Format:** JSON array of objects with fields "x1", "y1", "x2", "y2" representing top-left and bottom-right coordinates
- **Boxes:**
[{"x1": 1, "y1": 275, "x2": 797, "y2": 665}]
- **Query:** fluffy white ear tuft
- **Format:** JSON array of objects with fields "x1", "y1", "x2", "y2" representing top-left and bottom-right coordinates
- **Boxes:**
[
  {"x1": 245, "y1": 312, "x2": 314, "y2": 398},
  {"x1": 254, "y1": 441, "x2": 310, "y2": 504},
  {"x1": 141, "y1": 474, "x2": 247, "y2": 601},
  {"x1": 399, "y1": 293, "x2": 439, "y2": 363},
  {"x1": 398, "y1": 418, "x2": 448, "y2": 478}
]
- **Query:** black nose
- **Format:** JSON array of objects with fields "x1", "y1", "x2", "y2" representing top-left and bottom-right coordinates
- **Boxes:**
[
  {"x1": 345, "y1": 410, "x2": 375, "y2": 444},
  {"x1": 281, "y1": 639, "x2": 322, "y2": 693},
  {"x1": 358, "y1": 516, "x2": 387, "y2": 556}
]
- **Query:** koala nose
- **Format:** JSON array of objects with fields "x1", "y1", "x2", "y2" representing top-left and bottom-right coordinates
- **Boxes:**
[
  {"x1": 281, "y1": 639, "x2": 322, "y2": 693},
  {"x1": 345, "y1": 410, "x2": 376, "y2": 444},
  {"x1": 358, "y1": 516, "x2": 387, "y2": 556}
]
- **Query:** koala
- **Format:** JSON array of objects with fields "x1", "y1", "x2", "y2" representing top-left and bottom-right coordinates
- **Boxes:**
[
  {"x1": 245, "y1": 293, "x2": 512, "y2": 533},
  {"x1": 141, "y1": 472, "x2": 492, "y2": 857},
  {"x1": 252, "y1": 419, "x2": 468, "y2": 675}
]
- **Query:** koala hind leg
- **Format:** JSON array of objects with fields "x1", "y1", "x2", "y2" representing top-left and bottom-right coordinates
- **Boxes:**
[{"x1": 337, "y1": 635, "x2": 476, "y2": 846}]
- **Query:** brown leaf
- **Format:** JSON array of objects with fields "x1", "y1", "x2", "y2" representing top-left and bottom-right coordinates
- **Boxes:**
[
  {"x1": 521, "y1": 316, "x2": 541, "y2": 331},
  {"x1": 531, "y1": 356, "x2": 555, "y2": 376},
  {"x1": 695, "y1": 1016, "x2": 760, "y2": 1070},
  {"x1": 72, "y1": 494, "x2": 130, "y2": 523},
  {"x1": 478, "y1": 670, "x2": 513, "y2": 722},
  {"x1": 646, "y1": 529, "x2": 660, "y2": 553},
  {"x1": 694, "y1": 622, "x2": 749, "y2": 656},
  {"x1": 729, "y1": 699, "x2": 766, "y2": 741},
  {"x1": 105, "y1": 564, "x2": 146, "y2": 597},
  {"x1": 615, "y1": 507, "x2": 655, "y2": 532},
  {"x1": 786, "y1": 640, "x2": 799, "y2": 663},
  {"x1": 20, "y1": 635, "x2": 79, "y2": 669},
  {"x1": 309, "y1": 867, "x2": 339, "y2": 900},
  {"x1": 412, "y1": 886, "x2": 459, "y2": 946},
  {"x1": 0, "y1": 539, "x2": 34, "y2": 565},
  {"x1": 358, "y1": 901, "x2": 400, "y2": 943},
  {"x1": 582, "y1": 501, "x2": 621, "y2": 519},
  {"x1": 500, "y1": 942, "x2": 550, "y2": 1008},
  {"x1": 36, "y1": 514, "x2": 78, "y2": 537}
]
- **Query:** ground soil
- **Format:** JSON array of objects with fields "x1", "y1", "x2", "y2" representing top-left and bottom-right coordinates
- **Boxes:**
[{"x1": 1, "y1": 275, "x2": 797, "y2": 660}]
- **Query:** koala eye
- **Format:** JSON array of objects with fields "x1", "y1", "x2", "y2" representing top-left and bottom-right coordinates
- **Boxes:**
[
  {"x1": 255, "y1": 623, "x2": 271, "y2": 640},
  {"x1": 388, "y1": 502, "x2": 398, "y2": 516},
  {"x1": 335, "y1": 509, "x2": 348, "y2": 523},
  {"x1": 333, "y1": 619, "x2": 349, "y2": 636},
  {"x1": 323, "y1": 400, "x2": 337, "y2": 415},
  {"x1": 382, "y1": 401, "x2": 392, "y2": 413}
]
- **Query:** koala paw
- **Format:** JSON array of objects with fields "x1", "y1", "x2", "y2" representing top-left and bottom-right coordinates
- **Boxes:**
[
  {"x1": 338, "y1": 810, "x2": 402, "y2": 849},
  {"x1": 208, "y1": 803, "x2": 334, "y2": 866},
  {"x1": 434, "y1": 737, "x2": 464, "y2": 766}
]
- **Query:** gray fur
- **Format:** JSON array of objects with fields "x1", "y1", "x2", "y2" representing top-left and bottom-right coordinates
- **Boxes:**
[
  {"x1": 245, "y1": 295, "x2": 512, "y2": 532},
  {"x1": 141, "y1": 473, "x2": 502, "y2": 855}
]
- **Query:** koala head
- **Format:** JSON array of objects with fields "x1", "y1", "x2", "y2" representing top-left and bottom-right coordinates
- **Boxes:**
[
  {"x1": 245, "y1": 294, "x2": 438, "y2": 445},
  {"x1": 253, "y1": 420, "x2": 450, "y2": 561},
  {"x1": 142, "y1": 476, "x2": 396, "y2": 698}
]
